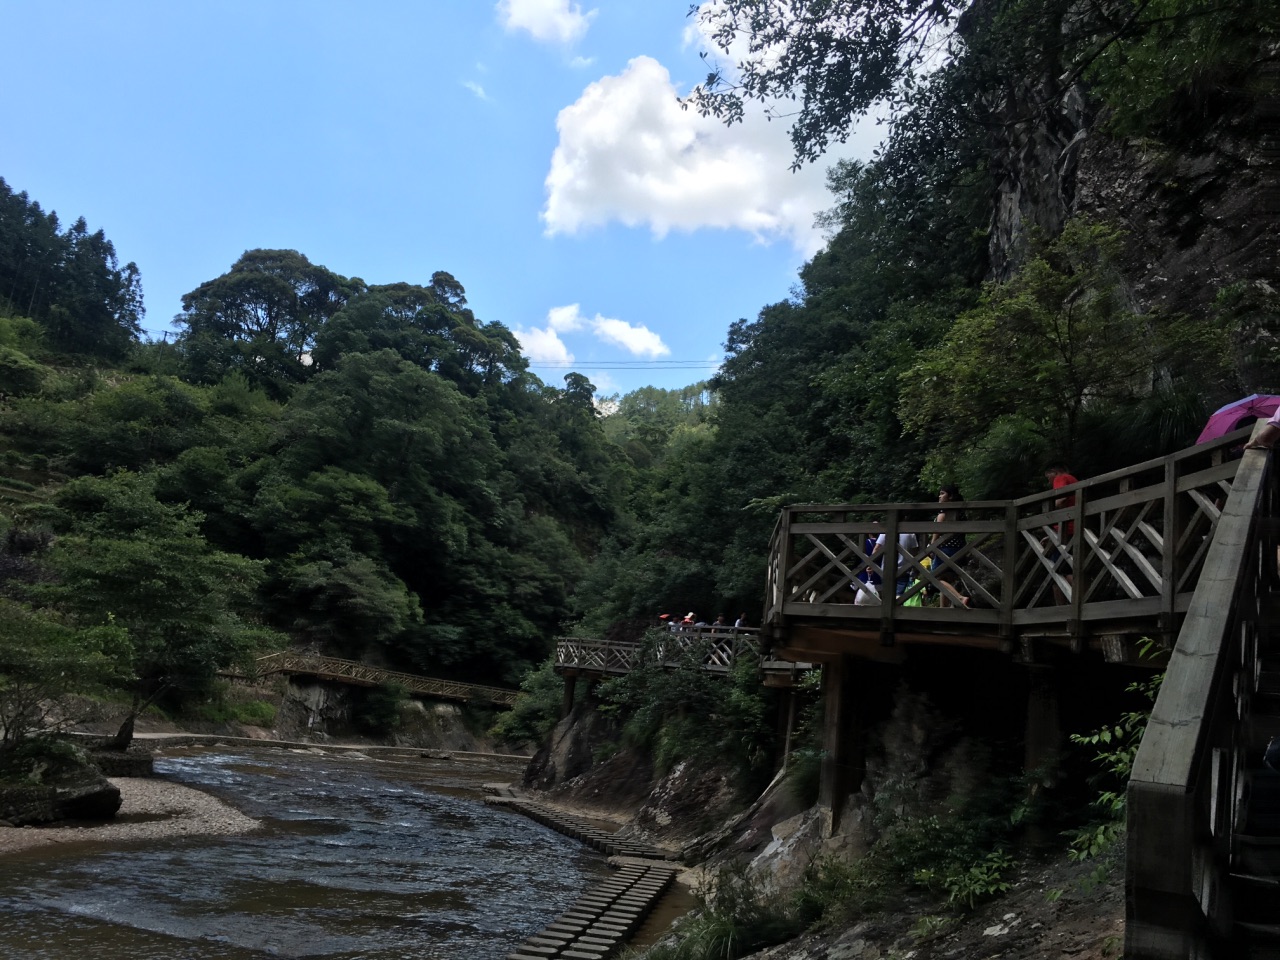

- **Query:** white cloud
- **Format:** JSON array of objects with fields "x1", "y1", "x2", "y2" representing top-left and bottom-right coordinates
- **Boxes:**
[
  {"x1": 547, "y1": 303, "x2": 588, "y2": 332},
  {"x1": 496, "y1": 0, "x2": 596, "y2": 45},
  {"x1": 543, "y1": 42, "x2": 881, "y2": 255},
  {"x1": 568, "y1": 55, "x2": 595, "y2": 69},
  {"x1": 514, "y1": 325, "x2": 574, "y2": 364},
  {"x1": 518, "y1": 304, "x2": 671, "y2": 364},
  {"x1": 462, "y1": 80, "x2": 489, "y2": 101},
  {"x1": 593, "y1": 317, "x2": 668, "y2": 358}
]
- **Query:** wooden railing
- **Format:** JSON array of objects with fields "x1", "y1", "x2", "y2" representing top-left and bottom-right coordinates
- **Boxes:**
[
  {"x1": 764, "y1": 429, "x2": 1249, "y2": 642},
  {"x1": 251, "y1": 652, "x2": 519, "y2": 706},
  {"x1": 555, "y1": 627, "x2": 763, "y2": 676},
  {"x1": 1126, "y1": 443, "x2": 1277, "y2": 958}
]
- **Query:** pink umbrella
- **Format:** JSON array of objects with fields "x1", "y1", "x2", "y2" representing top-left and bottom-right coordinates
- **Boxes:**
[{"x1": 1196, "y1": 394, "x2": 1280, "y2": 444}]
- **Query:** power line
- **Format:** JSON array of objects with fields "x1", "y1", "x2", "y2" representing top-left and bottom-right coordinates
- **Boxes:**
[{"x1": 525, "y1": 360, "x2": 723, "y2": 369}]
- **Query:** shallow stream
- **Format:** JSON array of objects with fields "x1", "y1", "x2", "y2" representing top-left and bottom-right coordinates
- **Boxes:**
[{"x1": 0, "y1": 748, "x2": 609, "y2": 959}]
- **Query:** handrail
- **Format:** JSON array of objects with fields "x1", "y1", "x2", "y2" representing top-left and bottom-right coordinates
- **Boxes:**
[
  {"x1": 764, "y1": 428, "x2": 1250, "y2": 638},
  {"x1": 252, "y1": 652, "x2": 519, "y2": 706},
  {"x1": 1125, "y1": 442, "x2": 1275, "y2": 958},
  {"x1": 554, "y1": 627, "x2": 766, "y2": 676}
]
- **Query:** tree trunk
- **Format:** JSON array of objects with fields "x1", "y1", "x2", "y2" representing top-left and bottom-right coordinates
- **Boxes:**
[{"x1": 108, "y1": 695, "x2": 140, "y2": 751}]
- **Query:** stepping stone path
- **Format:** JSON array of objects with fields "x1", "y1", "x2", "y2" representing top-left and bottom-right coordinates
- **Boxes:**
[{"x1": 484, "y1": 788, "x2": 679, "y2": 959}]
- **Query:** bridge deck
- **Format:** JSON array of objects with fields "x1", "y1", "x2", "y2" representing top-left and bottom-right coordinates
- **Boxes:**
[
  {"x1": 250, "y1": 652, "x2": 519, "y2": 706},
  {"x1": 763, "y1": 430, "x2": 1248, "y2": 661}
]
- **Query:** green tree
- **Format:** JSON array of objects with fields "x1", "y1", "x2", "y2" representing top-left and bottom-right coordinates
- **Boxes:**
[
  {"x1": 0, "y1": 600, "x2": 128, "y2": 746},
  {"x1": 0, "y1": 179, "x2": 143, "y2": 360},
  {"x1": 39, "y1": 472, "x2": 274, "y2": 748},
  {"x1": 174, "y1": 249, "x2": 362, "y2": 393},
  {"x1": 901, "y1": 219, "x2": 1229, "y2": 486}
]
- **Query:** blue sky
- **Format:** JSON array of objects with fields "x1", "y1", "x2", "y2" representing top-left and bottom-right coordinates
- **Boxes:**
[{"x1": 2, "y1": 1, "x2": 878, "y2": 397}]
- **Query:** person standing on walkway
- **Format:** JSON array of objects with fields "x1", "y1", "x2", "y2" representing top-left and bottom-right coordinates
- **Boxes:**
[
  {"x1": 931, "y1": 485, "x2": 971, "y2": 608},
  {"x1": 873, "y1": 529, "x2": 919, "y2": 601},
  {"x1": 1044, "y1": 463, "x2": 1079, "y2": 604}
]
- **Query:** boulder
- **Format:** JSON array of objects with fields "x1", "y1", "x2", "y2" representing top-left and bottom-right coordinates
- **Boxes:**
[{"x1": 0, "y1": 738, "x2": 124, "y2": 826}]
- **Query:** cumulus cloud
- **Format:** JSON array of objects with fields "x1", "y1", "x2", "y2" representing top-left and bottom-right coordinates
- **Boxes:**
[
  {"x1": 547, "y1": 303, "x2": 588, "y2": 332},
  {"x1": 462, "y1": 80, "x2": 489, "y2": 101},
  {"x1": 496, "y1": 0, "x2": 596, "y2": 45},
  {"x1": 593, "y1": 317, "x2": 668, "y2": 358},
  {"x1": 543, "y1": 34, "x2": 881, "y2": 256},
  {"x1": 514, "y1": 325, "x2": 574, "y2": 365},
  {"x1": 516, "y1": 304, "x2": 670, "y2": 364}
]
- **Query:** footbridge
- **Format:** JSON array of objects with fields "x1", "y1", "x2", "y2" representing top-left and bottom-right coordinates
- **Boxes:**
[
  {"x1": 553, "y1": 627, "x2": 813, "y2": 714},
  {"x1": 757, "y1": 427, "x2": 1278, "y2": 960},
  {"x1": 249, "y1": 652, "x2": 519, "y2": 707}
]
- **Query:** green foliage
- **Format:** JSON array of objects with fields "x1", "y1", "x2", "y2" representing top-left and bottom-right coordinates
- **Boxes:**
[
  {"x1": 794, "y1": 759, "x2": 1030, "y2": 924},
  {"x1": 926, "y1": 850, "x2": 1015, "y2": 910},
  {"x1": 1216, "y1": 280, "x2": 1280, "y2": 391},
  {"x1": 641, "y1": 863, "x2": 804, "y2": 960},
  {"x1": 0, "y1": 598, "x2": 129, "y2": 744},
  {"x1": 902, "y1": 218, "x2": 1229, "y2": 479},
  {"x1": 1065, "y1": 648, "x2": 1163, "y2": 865},
  {"x1": 174, "y1": 249, "x2": 361, "y2": 393},
  {"x1": 597, "y1": 635, "x2": 774, "y2": 788},
  {"x1": 35, "y1": 471, "x2": 275, "y2": 743},
  {"x1": 1086, "y1": 0, "x2": 1279, "y2": 138},
  {"x1": 189, "y1": 696, "x2": 277, "y2": 728},
  {"x1": 488, "y1": 658, "x2": 566, "y2": 746},
  {"x1": 356, "y1": 682, "x2": 407, "y2": 735},
  {"x1": 0, "y1": 346, "x2": 48, "y2": 398},
  {"x1": 0, "y1": 178, "x2": 143, "y2": 360},
  {"x1": 687, "y1": 0, "x2": 968, "y2": 167}
]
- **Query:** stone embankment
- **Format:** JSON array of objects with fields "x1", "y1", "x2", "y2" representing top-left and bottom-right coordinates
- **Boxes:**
[{"x1": 487, "y1": 786, "x2": 679, "y2": 960}]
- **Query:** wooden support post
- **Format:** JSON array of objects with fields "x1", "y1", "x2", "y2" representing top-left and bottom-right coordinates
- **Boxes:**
[
  {"x1": 1023, "y1": 665, "x2": 1061, "y2": 779},
  {"x1": 779, "y1": 688, "x2": 798, "y2": 772},
  {"x1": 562, "y1": 674, "x2": 577, "y2": 717},
  {"x1": 818, "y1": 656, "x2": 863, "y2": 836}
]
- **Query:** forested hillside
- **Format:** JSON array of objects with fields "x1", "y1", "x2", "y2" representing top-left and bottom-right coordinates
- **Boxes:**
[
  {"x1": 3, "y1": 0, "x2": 1279, "y2": 740},
  {"x1": 0, "y1": 184, "x2": 639, "y2": 739}
]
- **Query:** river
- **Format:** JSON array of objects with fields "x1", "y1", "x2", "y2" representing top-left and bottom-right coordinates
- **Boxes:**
[{"x1": 0, "y1": 747, "x2": 612, "y2": 959}]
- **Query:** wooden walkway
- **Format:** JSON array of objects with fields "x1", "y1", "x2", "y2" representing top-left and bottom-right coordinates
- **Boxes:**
[
  {"x1": 250, "y1": 652, "x2": 519, "y2": 707},
  {"x1": 763, "y1": 430, "x2": 1247, "y2": 662},
  {"x1": 554, "y1": 627, "x2": 813, "y2": 689},
  {"x1": 750, "y1": 426, "x2": 1276, "y2": 959}
]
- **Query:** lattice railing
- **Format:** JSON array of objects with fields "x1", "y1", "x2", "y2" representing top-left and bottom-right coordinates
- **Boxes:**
[
  {"x1": 252, "y1": 652, "x2": 519, "y2": 706},
  {"x1": 764, "y1": 429, "x2": 1249, "y2": 637},
  {"x1": 555, "y1": 627, "x2": 763, "y2": 676}
]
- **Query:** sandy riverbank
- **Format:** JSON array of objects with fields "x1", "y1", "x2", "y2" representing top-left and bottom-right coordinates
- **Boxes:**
[{"x1": 0, "y1": 777, "x2": 260, "y2": 858}]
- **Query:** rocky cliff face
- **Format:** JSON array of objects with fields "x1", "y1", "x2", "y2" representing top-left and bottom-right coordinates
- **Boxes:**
[{"x1": 990, "y1": 60, "x2": 1280, "y2": 390}]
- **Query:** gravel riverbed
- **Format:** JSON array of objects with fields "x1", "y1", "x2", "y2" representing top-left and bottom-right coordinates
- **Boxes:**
[{"x1": 0, "y1": 777, "x2": 260, "y2": 857}]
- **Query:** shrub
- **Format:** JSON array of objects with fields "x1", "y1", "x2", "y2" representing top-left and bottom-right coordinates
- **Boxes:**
[
  {"x1": 488, "y1": 658, "x2": 565, "y2": 746},
  {"x1": 642, "y1": 863, "x2": 803, "y2": 960},
  {"x1": 356, "y1": 682, "x2": 407, "y2": 735},
  {"x1": 597, "y1": 631, "x2": 775, "y2": 790}
]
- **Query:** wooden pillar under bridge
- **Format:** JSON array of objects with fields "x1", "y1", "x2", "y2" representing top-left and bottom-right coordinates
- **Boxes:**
[
  {"x1": 818, "y1": 655, "x2": 864, "y2": 837},
  {"x1": 777, "y1": 687, "x2": 798, "y2": 772},
  {"x1": 1024, "y1": 665, "x2": 1061, "y2": 785},
  {"x1": 561, "y1": 674, "x2": 577, "y2": 718}
]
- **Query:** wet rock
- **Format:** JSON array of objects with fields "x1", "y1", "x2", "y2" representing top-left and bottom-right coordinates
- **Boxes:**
[{"x1": 0, "y1": 771, "x2": 122, "y2": 826}]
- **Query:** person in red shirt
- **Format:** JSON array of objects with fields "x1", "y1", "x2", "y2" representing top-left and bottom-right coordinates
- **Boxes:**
[{"x1": 1044, "y1": 463, "x2": 1078, "y2": 604}]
